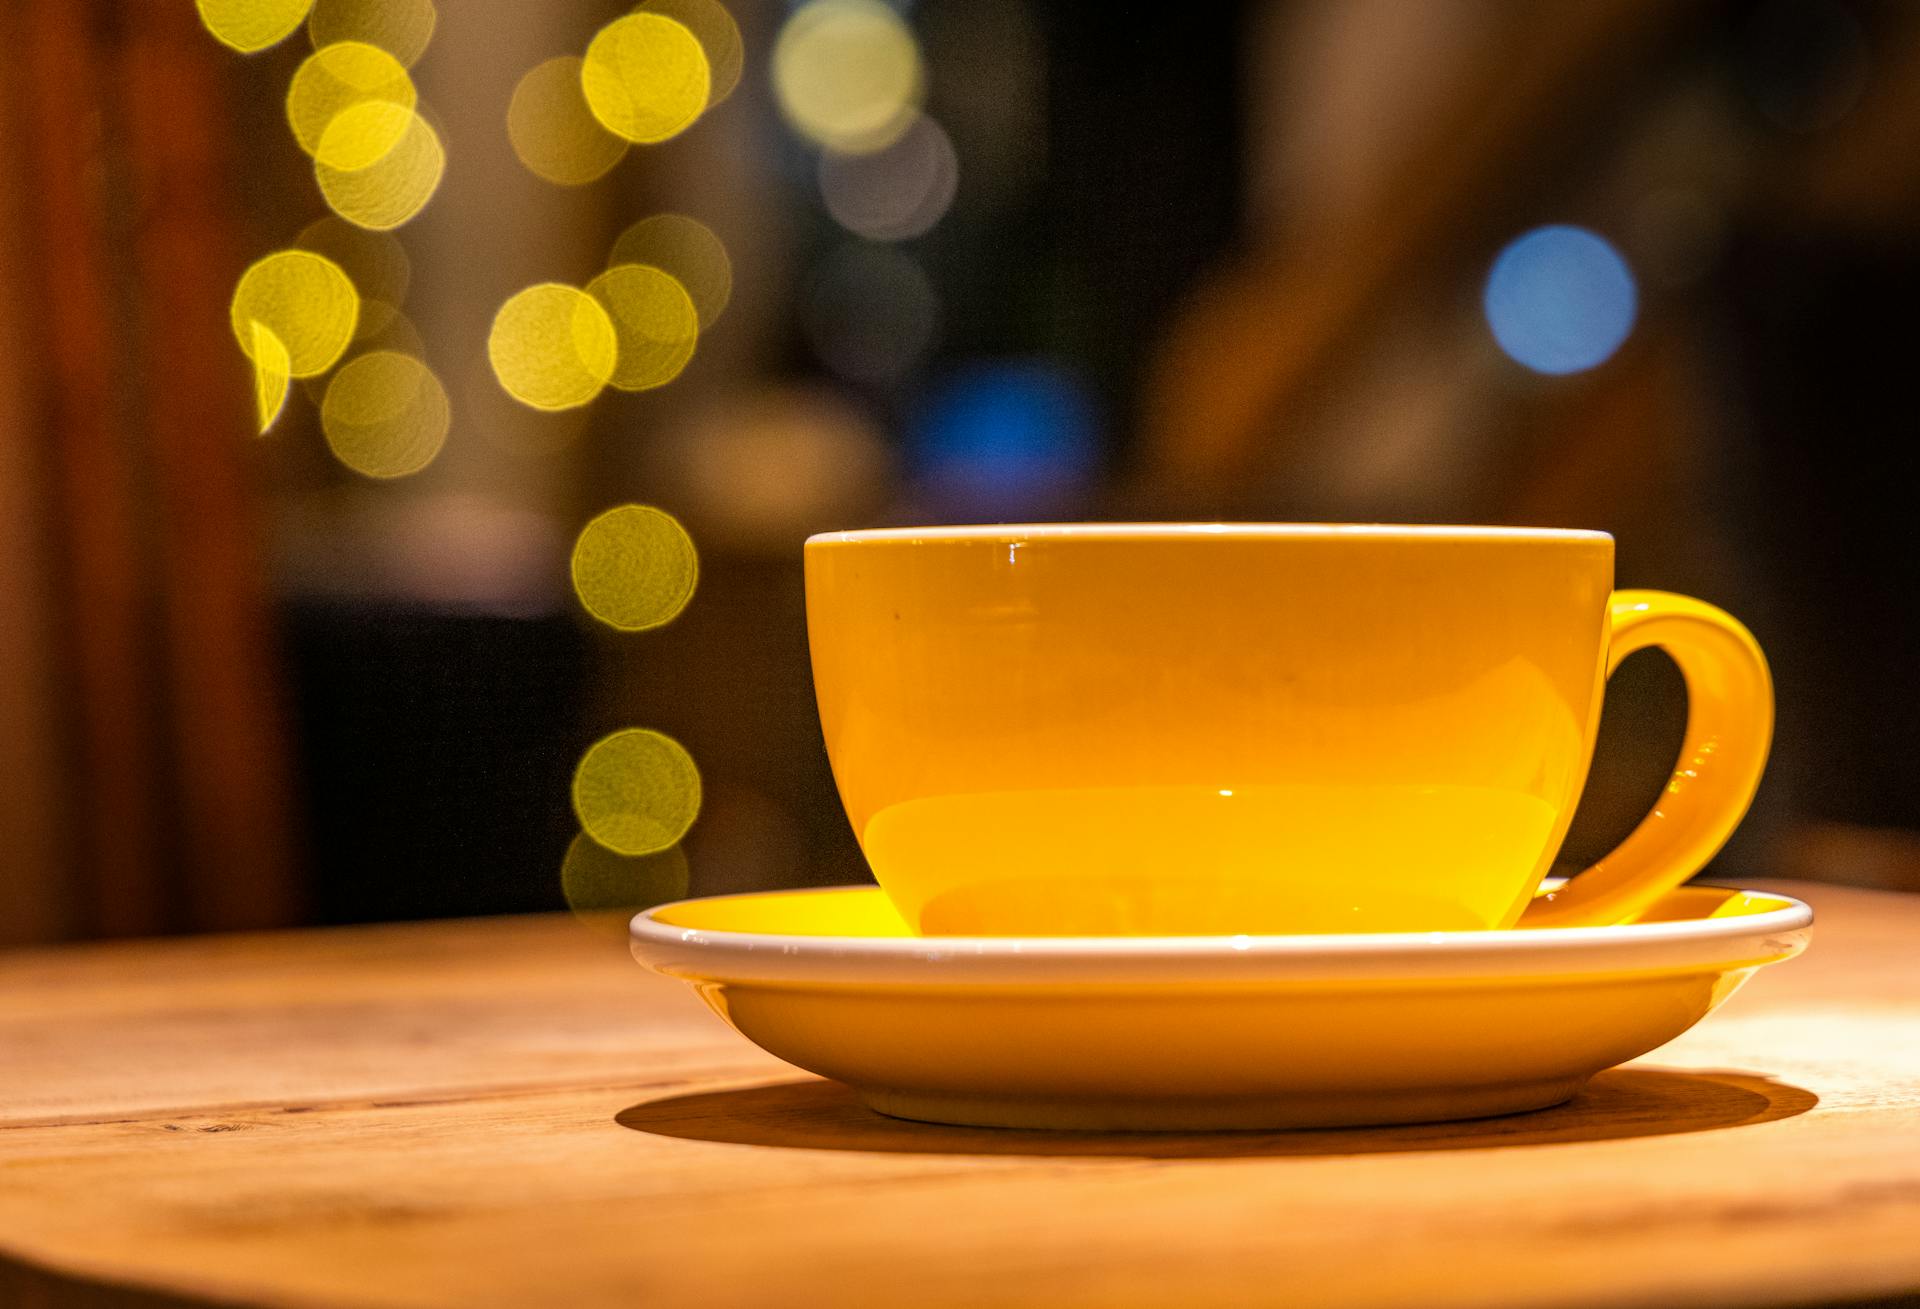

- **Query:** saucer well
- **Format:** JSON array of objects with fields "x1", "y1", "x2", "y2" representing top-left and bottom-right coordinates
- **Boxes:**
[{"x1": 629, "y1": 883, "x2": 1811, "y2": 1131}]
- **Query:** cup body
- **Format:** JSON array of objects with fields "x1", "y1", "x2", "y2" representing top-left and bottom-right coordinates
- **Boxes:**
[{"x1": 805, "y1": 524, "x2": 1614, "y2": 935}]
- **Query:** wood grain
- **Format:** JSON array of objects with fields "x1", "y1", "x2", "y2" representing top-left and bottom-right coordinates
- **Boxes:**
[{"x1": 2, "y1": 882, "x2": 1918, "y2": 1309}]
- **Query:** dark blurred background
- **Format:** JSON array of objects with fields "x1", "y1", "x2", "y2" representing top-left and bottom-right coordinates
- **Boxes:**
[{"x1": 1, "y1": 0, "x2": 1916, "y2": 944}]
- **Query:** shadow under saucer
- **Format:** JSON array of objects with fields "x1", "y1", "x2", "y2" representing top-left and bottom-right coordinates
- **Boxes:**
[{"x1": 614, "y1": 1066, "x2": 1817, "y2": 1160}]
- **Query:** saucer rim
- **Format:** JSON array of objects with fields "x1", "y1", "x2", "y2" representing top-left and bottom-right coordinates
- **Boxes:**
[{"x1": 629, "y1": 884, "x2": 1812, "y2": 988}]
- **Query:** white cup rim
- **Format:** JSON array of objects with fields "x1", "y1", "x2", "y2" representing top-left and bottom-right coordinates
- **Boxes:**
[{"x1": 806, "y1": 523, "x2": 1613, "y2": 546}]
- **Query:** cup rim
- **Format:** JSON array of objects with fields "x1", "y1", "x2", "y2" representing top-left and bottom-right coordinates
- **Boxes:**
[{"x1": 806, "y1": 523, "x2": 1613, "y2": 547}]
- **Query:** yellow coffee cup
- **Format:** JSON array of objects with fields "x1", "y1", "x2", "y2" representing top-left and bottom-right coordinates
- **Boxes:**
[{"x1": 805, "y1": 524, "x2": 1771, "y2": 936}]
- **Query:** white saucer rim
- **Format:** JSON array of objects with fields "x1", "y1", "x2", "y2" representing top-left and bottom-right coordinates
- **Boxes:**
[{"x1": 629, "y1": 884, "x2": 1813, "y2": 988}]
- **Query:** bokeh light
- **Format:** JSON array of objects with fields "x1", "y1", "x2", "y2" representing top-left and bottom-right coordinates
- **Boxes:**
[
  {"x1": 1483, "y1": 225, "x2": 1638, "y2": 376},
  {"x1": 669, "y1": 388, "x2": 892, "y2": 548},
  {"x1": 456, "y1": 350, "x2": 595, "y2": 462},
  {"x1": 312, "y1": 96, "x2": 416, "y2": 172},
  {"x1": 910, "y1": 360, "x2": 1099, "y2": 517},
  {"x1": 640, "y1": 0, "x2": 744, "y2": 108},
  {"x1": 287, "y1": 42, "x2": 415, "y2": 165},
  {"x1": 570, "y1": 504, "x2": 699, "y2": 631},
  {"x1": 250, "y1": 321, "x2": 292, "y2": 434},
  {"x1": 307, "y1": 0, "x2": 437, "y2": 68},
  {"x1": 295, "y1": 217, "x2": 411, "y2": 336},
  {"x1": 774, "y1": 0, "x2": 923, "y2": 154},
  {"x1": 608, "y1": 214, "x2": 731, "y2": 327},
  {"x1": 337, "y1": 490, "x2": 567, "y2": 613},
  {"x1": 315, "y1": 103, "x2": 446, "y2": 230},
  {"x1": 198, "y1": 0, "x2": 314, "y2": 53},
  {"x1": 488, "y1": 283, "x2": 618, "y2": 411},
  {"x1": 560, "y1": 832, "x2": 690, "y2": 937},
  {"x1": 819, "y1": 115, "x2": 957, "y2": 241},
  {"x1": 320, "y1": 350, "x2": 450, "y2": 479},
  {"x1": 299, "y1": 304, "x2": 424, "y2": 406},
  {"x1": 229, "y1": 249, "x2": 359, "y2": 378},
  {"x1": 804, "y1": 242, "x2": 938, "y2": 384},
  {"x1": 580, "y1": 13, "x2": 711, "y2": 145},
  {"x1": 508, "y1": 57, "x2": 629, "y2": 187},
  {"x1": 572, "y1": 728, "x2": 702, "y2": 856},
  {"x1": 585, "y1": 264, "x2": 699, "y2": 391}
]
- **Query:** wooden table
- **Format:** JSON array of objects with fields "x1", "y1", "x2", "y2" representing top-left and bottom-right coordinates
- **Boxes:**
[{"x1": 3, "y1": 881, "x2": 1918, "y2": 1309}]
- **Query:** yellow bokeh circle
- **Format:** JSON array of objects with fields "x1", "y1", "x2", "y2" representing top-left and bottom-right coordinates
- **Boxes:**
[
  {"x1": 312, "y1": 96, "x2": 415, "y2": 172},
  {"x1": 580, "y1": 13, "x2": 712, "y2": 145},
  {"x1": 198, "y1": 0, "x2": 314, "y2": 53},
  {"x1": 488, "y1": 283, "x2": 618, "y2": 411},
  {"x1": 229, "y1": 249, "x2": 359, "y2": 378},
  {"x1": 296, "y1": 217, "x2": 411, "y2": 324},
  {"x1": 307, "y1": 0, "x2": 437, "y2": 68},
  {"x1": 640, "y1": 0, "x2": 744, "y2": 108},
  {"x1": 570, "y1": 504, "x2": 698, "y2": 632},
  {"x1": 316, "y1": 103, "x2": 446, "y2": 230},
  {"x1": 560, "y1": 832, "x2": 691, "y2": 936},
  {"x1": 299, "y1": 305, "x2": 423, "y2": 406},
  {"x1": 320, "y1": 350, "x2": 450, "y2": 479},
  {"x1": 609, "y1": 214, "x2": 731, "y2": 327},
  {"x1": 572, "y1": 728, "x2": 702, "y2": 856},
  {"x1": 287, "y1": 42, "x2": 416, "y2": 165},
  {"x1": 773, "y1": 0, "x2": 923, "y2": 153},
  {"x1": 249, "y1": 321, "x2": 293, "y2": 434},
  {"x1": 586, "y1": 264, "x2": 699, "y2": 391},
  {"x1": 507, "y1": 56, "x2": 629, "y2": 186}
]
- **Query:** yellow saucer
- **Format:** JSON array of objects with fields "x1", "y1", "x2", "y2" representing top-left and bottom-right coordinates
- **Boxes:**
[{"x1": 629, "y1": 883, "x2": 1811, "y2": 1131}]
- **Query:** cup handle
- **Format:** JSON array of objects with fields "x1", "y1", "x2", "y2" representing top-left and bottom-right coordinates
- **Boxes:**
[{"x1": 1520, "y1": 590, "x2": 1773, "y2": 928}]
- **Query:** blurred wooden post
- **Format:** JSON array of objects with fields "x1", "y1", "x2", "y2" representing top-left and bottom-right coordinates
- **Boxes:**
[
  {"x1": 116, "y1": 1, "x2": 302, "y2": 931},
  {"x1": 0, "y1": 0, "x2": 70, "y2": 946},
  {"x1": 13, "y1": 0, "x2": 172, "y2": 937},
  {"x1": 0, "y1": 0, "x2": 301, "y2": 941}
]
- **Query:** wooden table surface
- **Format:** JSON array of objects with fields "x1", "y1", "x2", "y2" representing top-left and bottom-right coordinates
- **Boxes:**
[{"x1": 3, "y1": 880, "x2": 1918, "y2": 1309}]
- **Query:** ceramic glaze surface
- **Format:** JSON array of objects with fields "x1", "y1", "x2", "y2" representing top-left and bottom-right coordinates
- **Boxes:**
[{"x1": 805, "y1": 525, "x2": 1772, "y2": 934}]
